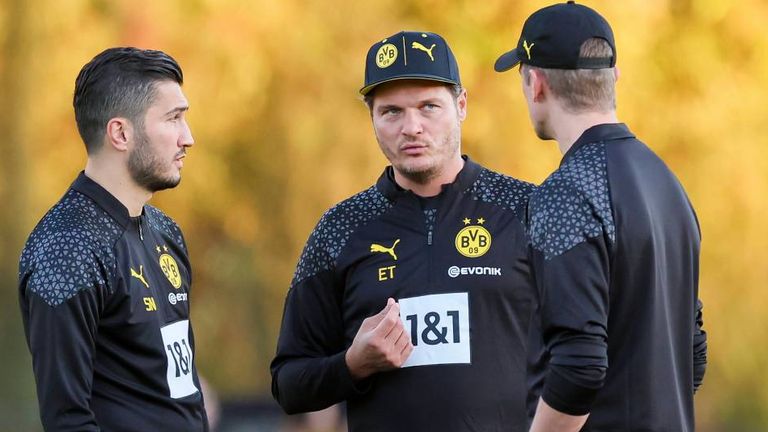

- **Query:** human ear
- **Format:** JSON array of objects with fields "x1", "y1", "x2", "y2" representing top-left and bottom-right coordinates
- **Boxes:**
[
  {"x1": 529, "y1": 69, "x2": 546, "y2": 103},
  {"x1": 456, "y1": 88, "x2": 467, "y2": 121},
  {"x1": 105, "y1": 118, "x2": 131, "y2": 152}
]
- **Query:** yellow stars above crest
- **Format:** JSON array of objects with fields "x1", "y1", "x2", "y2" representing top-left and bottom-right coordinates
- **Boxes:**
[{"x1": 462, "y1": 217, "x2": 485, "y2": 225}]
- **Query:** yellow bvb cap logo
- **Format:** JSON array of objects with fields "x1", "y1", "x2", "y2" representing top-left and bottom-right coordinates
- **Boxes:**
[
  {"x1": 376, "y1": 43, "x2": 398, "y2": 68},
  {"x1": 159, "y1": 253, "x2": 182, "y2": 289},
  {"x1": 455, "y1": 222, "x2": 492, "y2": 258}
]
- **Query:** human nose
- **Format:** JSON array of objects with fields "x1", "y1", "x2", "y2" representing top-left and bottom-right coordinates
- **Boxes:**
[
  {"x1": 401, "y1": 109, "x2": 423, "y2": 137},
  {"x1": 180, "y1": 119, "x2": 194, "y2": 147}
]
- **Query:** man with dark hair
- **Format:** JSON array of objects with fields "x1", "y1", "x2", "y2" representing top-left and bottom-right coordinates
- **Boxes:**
[
  {"x1": 19, "y1": 47, "x2": 207, "y2": 431},
  {"x1": 271, "y1": 31, "x2": 537, "y2": 431},
  {"x1": 495, "y1": 2, "x2": 707, "y2": 431}
]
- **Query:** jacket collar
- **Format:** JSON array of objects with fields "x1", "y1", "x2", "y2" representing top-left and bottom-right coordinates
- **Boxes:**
[
  {"x1": 70, "y1": 171, "x2": 135, "y2": 228},
  {"x1": 376, "y1": 155, "x2": 482, "y2": 201},
  {"x1": 562, "y1": 123, "x2": 634, "y2": 165}
]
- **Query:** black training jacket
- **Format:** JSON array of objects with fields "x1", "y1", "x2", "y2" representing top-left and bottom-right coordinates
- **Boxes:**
[
  {"x1": 19, "y1": 172, "x2": 207, "y2": 432},
  {"x1": 272, "y1": 157, "x2": 538, "y2": 432},
  {"x1": 527, "y1": 124, "x2": 707, "y2": 431}
]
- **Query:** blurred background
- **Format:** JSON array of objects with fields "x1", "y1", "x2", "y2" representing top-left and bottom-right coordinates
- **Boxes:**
[{"x1": 1, "y1": 0, "x2": 766, "y2": 430}]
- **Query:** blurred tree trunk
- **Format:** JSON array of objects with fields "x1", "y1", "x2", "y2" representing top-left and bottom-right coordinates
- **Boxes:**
[{"x1": 0, "y1": 0, "x2": 38, "y2": 429}]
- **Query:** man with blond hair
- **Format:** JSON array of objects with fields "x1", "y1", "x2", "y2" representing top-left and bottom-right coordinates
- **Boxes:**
[{"x1": 495, "y1": 2, "x2": 707, "y2": 431}]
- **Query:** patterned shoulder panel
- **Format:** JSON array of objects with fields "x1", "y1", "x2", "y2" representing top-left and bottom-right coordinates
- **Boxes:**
[
  {"x1": 291, "y1": 186, "x2": 393, "y2": 287},
  {"x1": 145, "y1": 205, "x2": 186, "y2": 252},
  {"x1": 529, "y1": 142, "x2": 615, "y2": 260},
  {"x1": 19, "y1": 190, "x2": 124, "y2": 307},
  {"x1": 466, "y1": 168, "x2": 536, "y2": 217}
]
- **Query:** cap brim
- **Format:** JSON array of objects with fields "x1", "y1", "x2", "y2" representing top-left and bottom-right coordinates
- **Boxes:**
[
  {"x1": 494, "y1": 50, "x2": 521, "y2": 72},
  {"x1": 359, "y1": 75, "x2": 460, "y2": 95}
]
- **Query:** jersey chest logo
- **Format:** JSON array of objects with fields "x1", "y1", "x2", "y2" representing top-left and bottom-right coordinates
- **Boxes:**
[
  {"x1": 370, "y1": 239, "x2": 400, "y2": 260},
  {"x1": 156, "y1": 245, "x2": 182, "y2": 289},
  {"x1": 455, "y1": 217, "x2": 492, "y2": 258},
  {"x1": 371, "y1": 239, "x2": 400, "y2": 282},
  {"x1": 161, "y1": 320, "x2": 199, "y2": 398},
  {"x1": 398, "y1": 292, "x2": 471, "y2": 367},
  {"x1": 130, "y1": 265, "x2": 150, "y2": 288}
]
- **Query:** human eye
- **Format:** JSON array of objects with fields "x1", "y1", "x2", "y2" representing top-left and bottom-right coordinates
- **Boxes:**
[
  {"x1": 168, "y1": 108, "x2": 187, "y2": 122},
  {"x1": 380, "y1": 107, "x2": 401, "y2": 116}
]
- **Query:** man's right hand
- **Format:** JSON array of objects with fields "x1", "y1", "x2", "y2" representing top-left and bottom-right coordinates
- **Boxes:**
[{"x1": 345, "y1": 298, "x2": 413, "y2": 380}]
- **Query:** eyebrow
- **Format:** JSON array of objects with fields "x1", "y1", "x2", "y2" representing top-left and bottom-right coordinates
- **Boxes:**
[
  {"x1": 377, "y1": 98, "x2": 442, "y2": 112},
  {"x1": 164, "y1": 106, "x2": 189, "y2": 117}
]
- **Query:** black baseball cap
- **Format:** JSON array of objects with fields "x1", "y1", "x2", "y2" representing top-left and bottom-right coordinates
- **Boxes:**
[
  {"x1": 494, "y1": 1, "x2": 616, "y2": 72},
  {"x1": 360, "y1": 31, "x2": 461, "y2": 95}
]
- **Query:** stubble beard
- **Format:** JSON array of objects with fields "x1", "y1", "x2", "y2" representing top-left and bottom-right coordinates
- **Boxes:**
[
  {"x1": 388, "y1": 122, "x2": 462, "y2": 186},
  {"x1": 128, "y1": 127, "x2": 182, "y2": 193}
]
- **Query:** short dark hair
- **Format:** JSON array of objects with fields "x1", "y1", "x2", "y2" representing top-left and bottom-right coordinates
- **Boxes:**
[
  {"x1": 73, "y1": 47, "x2": 183, "y2": 154},
  {"x1": 363, "y1": 83, "x2": 464, "y2": 112}
]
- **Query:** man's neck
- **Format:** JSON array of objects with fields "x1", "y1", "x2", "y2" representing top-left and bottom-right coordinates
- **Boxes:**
[
  {"x1": 550, "y1": 109, "x2": 619, "y2": 155},
  {"x1": 84, "y1": 159, "x2": 151, "y2": 217},
  {"x1": 393, "y1": 155, "x2": 465, "y2": 197}
]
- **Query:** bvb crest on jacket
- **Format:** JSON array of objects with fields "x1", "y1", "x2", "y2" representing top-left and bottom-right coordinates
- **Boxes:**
[
  {"x1": 158, "y1": 245, "x2": 182, "y2": 289},
  {"x1": 455, "y1": 217, "x2": 492, "y2": 258}
]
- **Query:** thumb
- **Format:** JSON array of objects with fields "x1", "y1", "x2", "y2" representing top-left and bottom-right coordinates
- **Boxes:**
[
  {"x1": 376, "y1": 298, "x2": 396, "y2": 316},
  {"x1": 369, "y1": 298, "x2": 397, "y2": 323}
]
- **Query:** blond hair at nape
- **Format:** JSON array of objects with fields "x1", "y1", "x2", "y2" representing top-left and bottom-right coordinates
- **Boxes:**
[{"x1": 524, "y1": 38, "x2": 616, "y2": 113}]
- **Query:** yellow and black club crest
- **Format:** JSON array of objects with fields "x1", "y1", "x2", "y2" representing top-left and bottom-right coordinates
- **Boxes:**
[
  {"x1": 376, "y1": 42, "x2": 398, "y2": 68},
  {"x1": 455, "y1": 217, "x2": 492, "y2": 258},
  {"x1": 158, "y1": 246, "x2": 182, "y2": 289}
]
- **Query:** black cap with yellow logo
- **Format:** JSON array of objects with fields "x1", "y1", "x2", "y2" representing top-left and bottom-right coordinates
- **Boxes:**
[
  {"x1": 360, "y1": 31, "x2": 461, "y2": 95},
  {"x1": 494, "y1": 1, "x2": 616, "y2": 72}
]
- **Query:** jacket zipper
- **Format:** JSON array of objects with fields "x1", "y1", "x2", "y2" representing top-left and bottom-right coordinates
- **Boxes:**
[{"x1": 424, "y1": 208, "x2": 437, "y2": 286}]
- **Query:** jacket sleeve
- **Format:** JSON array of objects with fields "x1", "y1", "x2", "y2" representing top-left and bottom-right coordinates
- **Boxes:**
[
  {"x1": 19, "y1": 241, "x2": 109, "y2": 432},
  {"x1": 693, "y1": 299, "x2": 707, "y2": 392},
  {"x1": 529, "y1": 185, "x2": 610, "y2": 416},
  {"x1": 270, "y1": 225, "x2": 367, "y2": 414}
]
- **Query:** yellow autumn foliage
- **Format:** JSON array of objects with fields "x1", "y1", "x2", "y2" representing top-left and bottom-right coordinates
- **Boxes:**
[{"x1": 0, "y1": 0, "x2": 766, "y2": 429}]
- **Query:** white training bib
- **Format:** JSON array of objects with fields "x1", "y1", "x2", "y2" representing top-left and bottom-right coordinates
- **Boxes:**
[
  {"x1": 398, "y1": 292, "x2": 471, "y2": 367},
  {"x1": 160, "y1": 320, "x2": 199, "y2": 399}
]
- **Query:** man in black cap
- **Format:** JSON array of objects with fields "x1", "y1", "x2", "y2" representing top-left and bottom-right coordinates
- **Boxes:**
[
  {"x1": 272, "y1": 31, "x2": 537, "y2": 431},
  {"x1": 495, "y1": 2, "x2": 707, "y2": 431}
]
